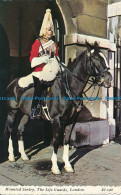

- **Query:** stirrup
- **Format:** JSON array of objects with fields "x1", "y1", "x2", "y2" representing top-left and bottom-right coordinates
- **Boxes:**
[{"x1": 30, "y1": 107, "x2": 41, "y2": 119}]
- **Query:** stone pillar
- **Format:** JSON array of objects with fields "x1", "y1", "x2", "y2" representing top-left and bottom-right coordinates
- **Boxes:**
[{"x1": 108, "y1": 52, "x2": 116, "y2": 140}]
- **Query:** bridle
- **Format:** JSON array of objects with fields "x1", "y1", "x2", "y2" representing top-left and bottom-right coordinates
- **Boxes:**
[
  {"x1": 87, "y1": 50, "x2": 110, "y2": 87},
  {"x1": 56, "y1": 49, "x2": 110, "y2": 109}
]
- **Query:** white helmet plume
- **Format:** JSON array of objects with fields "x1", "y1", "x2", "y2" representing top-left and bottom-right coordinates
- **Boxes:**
[{"x1": 39, "y1": 9, "x2": 55, "y2": 36}]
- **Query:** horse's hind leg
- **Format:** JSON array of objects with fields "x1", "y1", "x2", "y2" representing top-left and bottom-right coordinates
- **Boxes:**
[
  {"x1": 62, "y1": 126, "x2": 74, "y2": 173},
  {"x1": 8, "y1": 134, "x2": 15, "y2": 162},
  {"x1": 7, "y1": 110, "x2": 17, "y2": 162},
  {"x1": 18, "y1": 115, "x2": 29, "y2": 161}
]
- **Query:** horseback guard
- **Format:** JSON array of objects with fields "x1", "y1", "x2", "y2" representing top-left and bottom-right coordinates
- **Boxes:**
[{"x1": 5, "y1": 9, "x2": 112, "y2": 174}]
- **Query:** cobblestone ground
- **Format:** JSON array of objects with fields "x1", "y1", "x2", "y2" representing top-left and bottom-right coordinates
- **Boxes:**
[{"x1": 0, "y1": 137, "x2": 121, "y2": 186}]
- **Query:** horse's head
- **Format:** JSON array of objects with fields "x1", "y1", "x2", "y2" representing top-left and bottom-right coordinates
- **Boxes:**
[{"x1": 86, "y1": 41, "x2": 112, "y2": 88}]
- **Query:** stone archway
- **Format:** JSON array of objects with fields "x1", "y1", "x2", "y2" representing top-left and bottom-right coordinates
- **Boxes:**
[
  {"x1": 0, "y1": 23, "x2": 9, "y2": 70},
  {"x1": 0, "y1": 23, "x2": 9, "y2": 135}
]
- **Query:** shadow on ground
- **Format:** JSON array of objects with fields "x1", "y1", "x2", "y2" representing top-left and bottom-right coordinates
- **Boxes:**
[
  {"x1": 113, "y1": 134, "x2": 121, "y2": 145},
  {"x1": 0, "y1": 119, "x2": 52, "y2": 164}
]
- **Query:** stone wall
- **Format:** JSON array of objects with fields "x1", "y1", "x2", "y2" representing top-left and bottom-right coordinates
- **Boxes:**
[{"x1": 56, "y1": 0, "x2": 107, "y2": 38}]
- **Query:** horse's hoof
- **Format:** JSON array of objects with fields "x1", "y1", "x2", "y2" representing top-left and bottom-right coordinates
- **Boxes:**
[
  {"x1": 64, "y1": 166, "x2": 74, "y2": 173},
  {"x1": 21, "y1": 154, "x2": 29, "y2": 161},
  {"x1": 51, "y1": 168, "x2": 61, "y2": 175},
  {"x1": 8, "y1": 155, "x2": 15, "y2": 162}
]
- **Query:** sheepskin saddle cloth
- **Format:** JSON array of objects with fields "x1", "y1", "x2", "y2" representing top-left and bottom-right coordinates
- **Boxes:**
[{"x1": 18, "y1": 57, "x2": 59, "y2": 88}]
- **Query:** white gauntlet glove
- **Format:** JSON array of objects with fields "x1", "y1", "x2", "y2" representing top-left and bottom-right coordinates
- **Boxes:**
[{"x1": 31, "y1": 55, "x2": 49, "y2": 68}]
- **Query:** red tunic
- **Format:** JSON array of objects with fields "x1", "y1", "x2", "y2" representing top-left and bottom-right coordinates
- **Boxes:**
[{"x1": 29, "y1": 39, "x2": 59, "y2": 72}]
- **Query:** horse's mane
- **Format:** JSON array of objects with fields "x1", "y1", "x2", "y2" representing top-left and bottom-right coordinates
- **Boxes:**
[{"x1": 67, "y1": 50, "x2": 87, "y2": 71}]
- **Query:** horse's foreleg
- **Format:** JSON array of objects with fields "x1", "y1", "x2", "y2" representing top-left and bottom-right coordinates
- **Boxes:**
[
  {"x1": 18, "y1": 140, "x2": 29, "y2": 161},
  {"x1": 51, "y1": 118, "x2": 61, "y2": 174},
  {"x1": 18, "y1": 115, "x2": 29, "y2": 161},
  {"x1": 63, "y1": 144, "x2": 74, "y2": 173},
  {"x1": 63, "y1": 126, "x2": 74, "y2": 173},
  {"x1": 51, "y1": 143, "x2": 61, "y2": 174},
  {"x1": 8, "y1": 134, "x2": 15, "y2": 162}
]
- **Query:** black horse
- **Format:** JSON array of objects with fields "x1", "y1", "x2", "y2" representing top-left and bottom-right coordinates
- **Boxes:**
[{"x1": 5, "y1": 42, "x2": 112, "y2": 174}]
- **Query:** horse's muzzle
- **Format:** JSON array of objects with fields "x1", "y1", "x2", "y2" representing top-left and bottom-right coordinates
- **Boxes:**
[{"x1": 102, "y1": 72, "x2": 112, "y2": 88}]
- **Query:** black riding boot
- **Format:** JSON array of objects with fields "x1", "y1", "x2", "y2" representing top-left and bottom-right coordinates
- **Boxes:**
[{"x1": 30, "y1": 76, "x2": 43, "y2": 119}]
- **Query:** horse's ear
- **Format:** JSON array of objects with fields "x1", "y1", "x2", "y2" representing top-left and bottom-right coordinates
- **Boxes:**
[
  {"x1": 85, "y1": 40, "x2": 92, "y2": 52},
  {"x1": 94, "y1": 41, "x2": 100, "y2": 53},
  {"x1": 94, "y1": 41, "x2": 98, "y2": 48}
]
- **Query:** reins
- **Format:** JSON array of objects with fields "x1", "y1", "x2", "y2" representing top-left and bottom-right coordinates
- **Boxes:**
[
  {"x1": 56, "y1": 56, "x2": 92, "y2": 85},
  {"x1": 55, "y1": 52, "x2": 106, "y2": 109}
]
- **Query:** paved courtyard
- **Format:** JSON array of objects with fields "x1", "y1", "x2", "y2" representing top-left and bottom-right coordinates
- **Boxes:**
[{"x1": 0, "y1": 136, "x2": 121, "y2": 187}]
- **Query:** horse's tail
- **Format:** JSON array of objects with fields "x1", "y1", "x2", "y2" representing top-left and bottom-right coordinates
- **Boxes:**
[
  {"x1": 3, "y1": 119, "x2": 9, "y2": 139},
  {"x1": 6, "y1": 78, "x2": 19, "y2": 95},
  {"x1": 3, "y1": 78, "x2": 19, "y2": 139}
]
